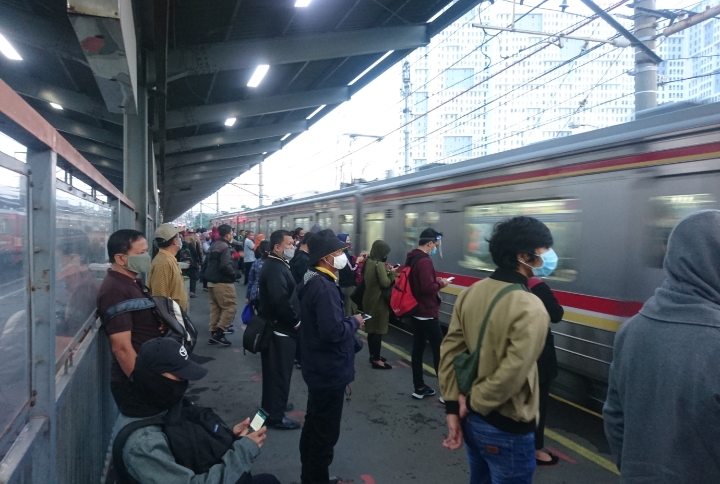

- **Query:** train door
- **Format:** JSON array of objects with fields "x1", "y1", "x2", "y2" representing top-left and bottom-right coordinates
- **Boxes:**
[
  {"x1": 280, "y1": 216, "x2": 291, "y2": 231},
  {"x1": 317, "y1": 212, "x2": 332, "y2": 231},
  {"x1": 402, "y1": 203, "x2": 440, "y2": 258},
  {"x1": 630, "y1": 171, "x2": 719, "y2": 302},
  {"x1": 364, "y1": 211, "x2": 385, "y2": 253}
]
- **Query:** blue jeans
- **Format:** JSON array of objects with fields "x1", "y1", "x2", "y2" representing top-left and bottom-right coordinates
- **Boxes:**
[{"x1": 462, "y1": 413, "x2": 536, "y2": 484}]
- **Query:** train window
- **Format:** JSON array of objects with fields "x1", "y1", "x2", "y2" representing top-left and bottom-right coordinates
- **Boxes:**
[
  {"x1": 339, "y1": 214, "x2": 354, "y2": 237},
  {"x1": 267, "y1": 219, "x2": 277, "y2": 234},
  {"x1": 365, "y1": 212, "x2": 385, "y2": 250},
  {"x1": 248, "y1": 221, "x2": 257, "y2": 233},
  {"x1": 647, "y1": 194, "x2": 716, "y2": 268},
  {"x1": 294, "y1": 217, "x2": 310, "y2": 230},
  {"x1": 404, "y1": 211, "x2": 440, "y2": 250},
  {"x1": 460, "y1": 199, "x2": 581, "y2": 281}
]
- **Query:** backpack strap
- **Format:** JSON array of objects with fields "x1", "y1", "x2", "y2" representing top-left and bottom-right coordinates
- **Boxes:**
[
  {"x1": 103, "y1": 299, "x2": 157, "y2": 323},
  {"x1": 472, "y1": 283, "x2": 528, "y2": 354},
  {"x1": 112, "y1": 416, "x2": 164, "y2": 484},
  {"x1": 408, "y1": 252, "x2": 426, "y2": 268}
]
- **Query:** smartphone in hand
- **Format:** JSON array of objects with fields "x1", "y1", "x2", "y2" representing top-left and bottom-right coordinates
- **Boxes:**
[
  {"x1": 361, "y1": 313, "x2": 372, "y2": 320},
  {"x1": 249, "y1": 408, "x2": 268, "y2": 432}
]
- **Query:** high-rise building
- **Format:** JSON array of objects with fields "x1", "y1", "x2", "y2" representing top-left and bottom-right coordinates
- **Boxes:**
[{"x1": 397, "y1": 1, "x2": 720, "y2": 173}]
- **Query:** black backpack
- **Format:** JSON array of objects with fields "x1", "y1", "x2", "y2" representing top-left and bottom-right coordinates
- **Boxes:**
[
  {"x1": 101, "y1": 287, "x2": 198, "y2": 354},
  {"x1": 242, "y1": 314, "x2": 272, "y2": 354},
  {"x1": 113, "y1": 403, "x2": 253, "y2": 483}
]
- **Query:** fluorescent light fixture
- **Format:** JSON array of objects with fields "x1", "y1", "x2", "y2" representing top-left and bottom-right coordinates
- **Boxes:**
[
  {"x1": 281, "y1": 133, "x2": 291, "y2": 141},
  {"x1": 49, "y1": 102, "x2": 63, "y2": 110},
  {"x1": 348, "y1": 51, "x2": 394, "y2": 86},
  {"x1": 306, "y1": 104, "x2": 326, "y2": 120},
  {"x1": 262, "y1": 152, "x2": 268, "y2": 155},
  {"x1": 426, "y1": 0, "x2": 458, "y2": 23},
  {"x1": 224, "y1": 117, "x2": 237, "y2": 127},
  {"x1": 295, "y1": 0, "x2": 311, "y2": 6},
  {"x1": 0, "y1": 33, "x2": 22, "y2": 60},
  {"x1": 247, "y1": 64, "x2": 270, "y2": 87}
]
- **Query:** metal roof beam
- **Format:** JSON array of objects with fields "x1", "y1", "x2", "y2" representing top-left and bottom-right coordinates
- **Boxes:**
[
  {"x1": 81, "y1": 152, "x2": 123, "y2": 172},
  {"x1": 167, "y1": 25, "x2": 429, "y2": 80},
  {"x1": 165, "y1": 141, "x2": 280, "y2": 168},
  {"x1": 166, "y1": 154, "x2": 262, "y2": 176},
  {"x1": 165, "y1": 120, "x2": 306, "y2": 154},
  {"x1": 166, "y1": 87, "x2": 349, "y2": 129},
  {"x1": 1, "y1": 71, "x2": 123, "y2": 125},
  {"x1": 166, "y1": 167, "x2": 250, "y2": 186},
  {"x1": 40, "y1": 110, "x2": 123, "y2": 147},
  {"x1": 64, "y1": 134, "x2": 124, "y2": 161}
]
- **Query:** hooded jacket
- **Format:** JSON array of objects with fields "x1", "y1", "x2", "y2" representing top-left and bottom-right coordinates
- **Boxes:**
[
  {"x1": 603, "y1": 210, "x2": 720, "y2": 482},
  {"x1": 298, "y1": 269, "x2": 360, "y2": 390},
  {"x1": 362, "y1": 240, "x2": 397, "y2": 334},
  {"x1": 203, "y1": 239, "x2": 240, "y2": 284},
  {"x1": 405, "y1": 249, "x2": 441, "y2": 318}
]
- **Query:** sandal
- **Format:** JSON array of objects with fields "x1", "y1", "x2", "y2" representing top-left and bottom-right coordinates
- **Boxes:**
[
  {"x1": 536, "y1": 452, "x2": 560, "y2": 466},
  {"x1": 371, "y1": 361, "x2": 392, "y2": 370}
]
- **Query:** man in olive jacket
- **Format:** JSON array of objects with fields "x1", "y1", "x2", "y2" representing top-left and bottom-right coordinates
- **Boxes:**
[{"x1": 438, "y1": 216, "x2": 552, "y2": 483}]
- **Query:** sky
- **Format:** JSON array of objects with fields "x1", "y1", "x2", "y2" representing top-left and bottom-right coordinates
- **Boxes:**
[{"x1": 0, "y1": 0, "x2": 708, "y2": 218}]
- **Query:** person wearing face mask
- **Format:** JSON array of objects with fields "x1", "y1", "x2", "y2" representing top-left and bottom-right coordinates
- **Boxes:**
[
  {"x1": 112, "y1": 337, "x2": 279, "y2": 484},
  {"x1": 204, "y1": 224, "x2": 243, "y2": 346},
  {"x1": 405, "y1": 228, "x2": 451, "y2": 400},
  {"x1": 438, "y1": 216, "x2": 552, "y2": 483},
  {"x1": 148, "y1": 224, "x2": 188, "y2": 312},
  {"x1": 362, "y1": 239, "x2": 396, "y2": 369},
  {"x1": 336, "y1": 233, "x2": 367, "y2": 317},
  {"x1": 297, "y1": 229, "x2": 365, "y2": 484},
  {"x1": 258, "y1": 230, "x2": 302, "y2": 430},
  {"x1": 97, "y1": 229, "x2": 164, "y2": 414}
]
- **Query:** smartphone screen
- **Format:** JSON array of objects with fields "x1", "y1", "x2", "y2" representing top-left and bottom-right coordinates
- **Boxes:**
[
  {"x1": 447, "y1": 277, "x2": 455, "y2": 282},
  {"x1": 362, "y1": 313, "x2": 372, "y2": 320},
  {"x1": 249, "y1": 408, "x2": 268, "y2": 432}
]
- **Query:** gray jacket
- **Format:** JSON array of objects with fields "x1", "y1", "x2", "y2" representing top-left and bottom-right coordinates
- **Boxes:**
[
  {"x1": 603, "y1": 210, "x2": 720, "y2": 482},
  {"x1": 204, "y1": 240, "x2": 240, "y2": 284},
  {"x1": 112, "y1": 411, "x2": 260, "y2": 484}
]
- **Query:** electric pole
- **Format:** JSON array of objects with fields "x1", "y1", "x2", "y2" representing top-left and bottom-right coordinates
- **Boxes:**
[
  {"x1": 216, "y1": 191, "x2": 219, "y2": 215},
  {"x1": 402, "y1": 61, "x2": 411, "y2": 174},
  {"x1": 259, "y1": 161, "x2": 264, "y2": 207},
  {"x1": 634, "y1": 0, "x2": 658, "y2": 112}
]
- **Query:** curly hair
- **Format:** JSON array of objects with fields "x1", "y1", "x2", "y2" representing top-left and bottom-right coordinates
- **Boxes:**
[{"x1": 488, "y1": 216, "x2": 553, "y2": 270}]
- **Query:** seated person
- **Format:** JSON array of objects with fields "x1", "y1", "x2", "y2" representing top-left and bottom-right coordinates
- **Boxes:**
[{"x1": 112, "y1": 337, "x2": 279, "y2": 484}]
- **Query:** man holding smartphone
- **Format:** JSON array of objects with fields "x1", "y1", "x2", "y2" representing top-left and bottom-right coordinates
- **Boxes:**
[{"x1": 297, "y1": 230, "x2": 365, "y2": 484}]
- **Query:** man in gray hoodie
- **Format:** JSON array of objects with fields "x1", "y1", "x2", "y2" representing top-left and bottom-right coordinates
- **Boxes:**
[{"x1": 603, "y1": 210, "x2": 720, "y2": 482}]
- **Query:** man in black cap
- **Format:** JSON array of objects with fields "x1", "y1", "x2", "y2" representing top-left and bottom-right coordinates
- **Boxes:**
[
  {"x1": 112, "y1": 337, "x2": 279, "y2": 484},
  {"x1": 258, "y1": 230, "x2": 302, "y2": 429},
  {"x1": 297, "y1": 229, "x2": 365, "y2": 484}
]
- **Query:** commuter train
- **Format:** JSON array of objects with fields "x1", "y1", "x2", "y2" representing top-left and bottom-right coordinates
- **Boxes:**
[{"x1": 211, "y1": 102, "x2": 720, "y2": 409}]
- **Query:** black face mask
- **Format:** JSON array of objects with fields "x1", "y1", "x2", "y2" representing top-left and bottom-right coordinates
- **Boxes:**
[{"x1": 123, "y1": 366, "x2": 189, "y2": 417}]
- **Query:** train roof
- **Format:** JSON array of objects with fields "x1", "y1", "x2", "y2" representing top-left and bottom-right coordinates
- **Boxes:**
[{"x1": 215, "y1": 100, "x2": 720, "y2": 220}]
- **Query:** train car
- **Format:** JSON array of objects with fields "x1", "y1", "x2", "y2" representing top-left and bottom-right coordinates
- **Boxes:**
[{"x1": 211, "y1": 102, "x2": 720, "y2": 410}]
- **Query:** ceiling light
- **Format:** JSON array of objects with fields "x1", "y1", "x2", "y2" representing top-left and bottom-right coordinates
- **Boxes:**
[
  {"x1": 295, "y1": 0, "x2": 311, "y2": 6},
  {"x1": 0, "y1": 33, "x2": 22, "y2": 61},
  {"x1": 348, "y1": 51, "x2": 394, "y2": 86},
  {"x1": 247, "y1": 65, "x2": 270, "y2": 88},
  {"x1": 225, "y1": 117, "x2": 237, "y2": 127},
  {"x1": 306, "y1": 105, "x2": 326, "y2": 120},
  {"x1": 262, "y1": 152, "x2": 267, "y2": 155},
  {"x1": 50, "y1": 102, "x2": 63, "y2": 110},
  {"x1": 281, "y1": 133, "x2": 291, "y2": 141}
]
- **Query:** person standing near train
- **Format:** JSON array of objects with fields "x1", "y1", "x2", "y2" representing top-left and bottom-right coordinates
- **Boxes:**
[
  {"x1": 336, "y1": 233, "x2": 367, "y2": 317},
  {"x1": 406, "y1": 228, "x2": 450, "y2": 399},
  {"x1": 243, "y1": 231, "x2": 256, "y2": 285},
  {"x1": 362, "y1": 240, "x2": 397, "y2": 369},
  {"x1": 603, "y1": 210, "x2": 720, "y2": 483},
  {"x1": 438, "y1": 216, "x2": 552, "y2": 483}
]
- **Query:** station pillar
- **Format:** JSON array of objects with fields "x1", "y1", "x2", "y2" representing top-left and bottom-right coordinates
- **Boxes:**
[{"x1": 124, "y1": 51, "x2": 149, "y2": 235}]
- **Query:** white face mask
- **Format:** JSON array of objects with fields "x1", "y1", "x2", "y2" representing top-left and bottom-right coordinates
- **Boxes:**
[
  {"x1": 328, "y1": 253, "x2": 348, "y2": 270},
  {"x1": 283, "y1": 247, "x2": 296, "y2": 260}
]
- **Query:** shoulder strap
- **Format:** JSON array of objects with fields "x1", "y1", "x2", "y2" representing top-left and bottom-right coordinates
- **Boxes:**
[
  {"x1": 112, "y1": 416, "x2": 164, "y2": 484},
  {"x1": 472, "y1": 283, "x2": 527, "y2": 353},
  {"x1": 103, "y1": 298, "x2": 156, "y2": 323},
  {"x1": 527, "y1": 277, "x2": 543, "y2": 290},
  {"x1": 409, "y1": 253, "x2": 426, "y2": 268}
]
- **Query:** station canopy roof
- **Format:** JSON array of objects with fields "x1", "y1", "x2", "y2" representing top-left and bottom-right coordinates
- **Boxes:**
[{"x1": 0, "y1": 0, "x2": 479, "y2": 220}]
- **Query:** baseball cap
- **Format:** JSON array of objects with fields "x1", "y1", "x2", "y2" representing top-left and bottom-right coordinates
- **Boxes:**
[
  {"x1": 154, "y1": 223, "x2": 182, "y2": 244},
  {"x1": 135, "y1": 337, "x2": 208, "y2": 381}
]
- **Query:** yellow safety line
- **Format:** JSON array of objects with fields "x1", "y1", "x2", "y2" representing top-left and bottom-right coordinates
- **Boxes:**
[
  {"x1": 549, "y1": 393, "x2": 604, "y2": 419},
  {"x1": 544, "y1": 429, "x2": 620, "y2": 475},
  {"x1": 362, "y1": 330, "x2": 620, "y2": 476}
]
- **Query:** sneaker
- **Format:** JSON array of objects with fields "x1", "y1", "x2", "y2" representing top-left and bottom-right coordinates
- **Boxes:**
[
  {"x1": 208, "y1": 331, "x2": 231, "y2": 346},
  {"x1": 412, "y1": 386, "x2": 436, "y2": 400},
  {"x1": 439, "y1": 396, "x2": 445, "y2": 404},
  {"x1": 223, "y1": 327, "x2": 235, "y2": 334}
]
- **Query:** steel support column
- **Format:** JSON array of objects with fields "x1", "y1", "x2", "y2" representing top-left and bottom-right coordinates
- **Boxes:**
[
  {"x1": 27, "y1": 148, "x2": 57, "y2": 484},
  {"x1": 124, "y1": 53, "x2": 149, "y2": 234}
]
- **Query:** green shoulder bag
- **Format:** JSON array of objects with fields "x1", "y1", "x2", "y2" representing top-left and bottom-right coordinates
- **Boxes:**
[{"x1": 453, "y1": 283, "x2": 527, "y2": 395}]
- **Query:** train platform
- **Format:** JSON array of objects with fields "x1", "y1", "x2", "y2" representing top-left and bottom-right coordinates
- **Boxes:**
[{"x1": 178, "y1": 284, "x2": 620, "y2": 484}]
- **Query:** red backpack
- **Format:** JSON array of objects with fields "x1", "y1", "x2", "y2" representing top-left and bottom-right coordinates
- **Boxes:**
[{"x1": 390, "y1": 253, "x2": 426, "y2": 318}]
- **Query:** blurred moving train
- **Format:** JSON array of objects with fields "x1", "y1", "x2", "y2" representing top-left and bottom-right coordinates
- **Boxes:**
[{"x1": 211, "y1": 102, "x2": 720, "y2": 410}]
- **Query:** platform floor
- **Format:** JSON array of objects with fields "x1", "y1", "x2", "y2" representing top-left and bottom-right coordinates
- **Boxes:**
[{"x1": 185, "y1": 283, "x2": 620, "y2": 483}]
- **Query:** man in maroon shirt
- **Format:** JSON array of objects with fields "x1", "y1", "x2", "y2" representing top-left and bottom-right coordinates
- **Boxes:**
[
  {"x1": 97, "y1": 229, "x2": 163, "y2": 414},
  {"x1": 405, "y1": 228, "x2": 450, "y2": 400}
]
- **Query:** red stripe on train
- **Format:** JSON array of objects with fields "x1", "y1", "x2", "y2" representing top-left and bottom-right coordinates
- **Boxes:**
[
  {"x1": 436, "y1": 271, "x2": 644, "y2": 318},
  {"x1": 366, "y1": 142, "x2": 720, "y2": 203}
]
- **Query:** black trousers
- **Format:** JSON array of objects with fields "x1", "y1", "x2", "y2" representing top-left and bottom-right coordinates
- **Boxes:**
[
  {"x1": 184, "y1": 267, "x2": 198, "y2": 293},
  {"x1": 244, "y1": 261, "x2": 254, "y2": 285},
  {"x1": 410, "y1": 318, "x2": 442, "y2": 390},
  {"x1": 367, "y1": 332, "x2": 383, "y2": 360},
  {"x1": 535, "y1": 379, "x2": 551, "y2": 450},
  {"x1": 110, "y1": 380, "x2": 134, "y2": 415},
  {"x1": 260, "y1": 333, "x2": 296, "y2": 421},
  {"x1": 299, "y1": 385, "x2": 346, "y2": 484}
]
